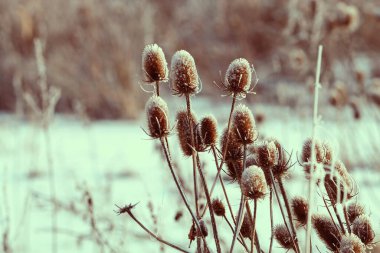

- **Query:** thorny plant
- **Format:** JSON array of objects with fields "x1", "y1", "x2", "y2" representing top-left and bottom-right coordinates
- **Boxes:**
[{"x1": 115, "y1": 44, "x2": 377, "y2": 253}]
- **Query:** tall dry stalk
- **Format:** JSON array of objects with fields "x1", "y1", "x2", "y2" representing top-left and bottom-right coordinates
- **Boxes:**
[{"x1": 305, "y1": 45, "x2": 323, "y2": 253}]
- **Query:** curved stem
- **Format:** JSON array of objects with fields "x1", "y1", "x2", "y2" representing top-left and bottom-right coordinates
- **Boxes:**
[
  {"x1": 224, "y1": 216, "x2": 250, "y2": 252},
  {"x1": 125, "y1": 208, "x2": 190, "y2": 253},
  {"x1": 343, "y1": 205, "x2": 351, "y2": 233}
]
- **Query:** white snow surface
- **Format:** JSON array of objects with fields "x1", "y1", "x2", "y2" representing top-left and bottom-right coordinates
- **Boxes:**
[{"x1": 0, "y1": 99, "x2": 379, "y2": 253}]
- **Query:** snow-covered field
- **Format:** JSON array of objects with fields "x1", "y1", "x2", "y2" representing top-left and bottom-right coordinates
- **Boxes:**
[{"x1": 0, "y1": 100, "x2": 379, "y2": 253}]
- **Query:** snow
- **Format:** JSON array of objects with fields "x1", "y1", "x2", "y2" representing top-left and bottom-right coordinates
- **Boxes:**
[{"x1": 0, "y1": 100, "x2": 379, "y2": 253}]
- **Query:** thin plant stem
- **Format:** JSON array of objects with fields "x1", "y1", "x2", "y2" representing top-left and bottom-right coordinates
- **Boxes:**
[
  {"x1": 195, "y1": 154, "x2": 222, "y2": 253},
  {"x1": 156, "y1": 81, "x2": 160, "y2": 96},
  {"x1": 230, "y1": 195, "x2": 247, "y2": 253},
  {"x1": 159, "y1": 138, "x2": 209, "y2": 250},
  {"x1": 278, "y1": 177, "x2": 300, "y2": 253},
  {"x1": 123, "y1": 207, "x2": 190, "y2": 253},
  {"x1": 332, "y1": 204, "x2": 346, "y2": 234},
  {"x1": 224, "y1": 216, "x2": 250, "y2": 252},
  {"x1": 305, "y1": 45, "x2": 323, "y2": 253},
  {"x1": 319, "y1": 185, "x2": 341, "y2": 234},
  {"x1": 269, "y1": 170, "x2": 299, "y2": 253},
  {"x1": 250, "y1": 199, "x2": 258, "y2": 253},
  {"x1": 185, "y1": 94, "x2": 201, "y2": 252},
  {"x1": 245, "y1": 202, "x2": 261, "y2": 253},
  {"x1": 343, "y1": 205, "x2": 351, "y2": 233},
  {"x1": 268, "y1": 188, "x2": 274, "y2": 253}
]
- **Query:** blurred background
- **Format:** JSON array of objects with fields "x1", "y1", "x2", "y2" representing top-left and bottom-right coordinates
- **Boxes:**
[{"x1": 1, "y1": 0, "x2": 379, "y2": 119}]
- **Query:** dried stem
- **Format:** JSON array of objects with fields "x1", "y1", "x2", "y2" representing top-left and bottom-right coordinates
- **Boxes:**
[
  {"x1": 343, "y1": 205, "x2": 351, "y2": 233},
  {"x1": 119, "y1": 205, "x2": 190, "y2": 253},
  {"x1": 250, "y1": 199, "x2": 258, "y2": 253},
  {"x1": 224, "y1": 216, "x2": 250, "y2": 252},
  {"x1": 156, "y1": 80, "x2": 160, "y2": 96},
  {"x1": 278, "y1": 177, "x2": 300, "y2": 253},
  {"x1": 269, "y1": 170, "x2": 299, "y2": 252},
  {"x1": 319, "y1": 185, "x2": 341, "y2": 234},
  {"x1": 245, "y1": 202, "x2": 261, "y2": 253},
  {"x1": 195, "y1": 154, "x2": 222, "y2": 253},
  {"x1": 185, "y1": 94, "x2": 201, "y2": 252},
  {"x1": 268, "y1": 188, "x2": 274, "y2": 253},
  {"x1": 159, "y1": 138, "x2": 209, "y2": 249},
  {"x1": 305, "y1": 45, "x2": 323, "y2": 253}
]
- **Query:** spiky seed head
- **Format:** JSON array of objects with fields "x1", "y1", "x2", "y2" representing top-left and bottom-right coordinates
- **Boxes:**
[
  {"x1": 302, "y1": 138, "x2": 325, "y2": 176},
  {"x1": 339, "y1": 234, "x2": 365, "y2": 253},
  {"x1": 212, "y1": 199, "x2": 225, "y2": 217},
  {"x1": 197, "y1": 219, "x2": 208, "y2": 237},
  {"x1": 334, "y1": 160, "x2": 353, "y2": 191},
  {"x1": 291, "y1": 196, "x2": 309, "y2": 226},
  {"x1": 240, "y1": 165, "x2": 267, "y2": 200},
  {"x1": 324, "y1": 174, "x2": 353, "y2": 205},
  {"x1": 274, "y1": 224, "x2": 296, "y2": 250},
  {"x1": 142, "y1": 44, "x2": 168, "y2": 82},
  {"x1": 232, "y1": 104, "x2": 258, "y2": 145},
  {"x1": 352, "y1": 215, "x2": 375, "y2": 245},
  {"x1": 225, "y1": 58, "x2": 252, "y2": 95},
  {"x1": 240, "y1": 213, "x2": 253, "y2": 239},
  {"x1": 176, "y1": 110, "x2": 197, "y2": 156},
  {"x1": 347, "y1": 202, "x2": 365, "y2": 223},
  {"x1": 145, "y1": 96, "x2": 169, "y2": 138},
  {"x1": 312, "y1": 214, "x2": 341, "y2": 251},
  {"x1": 220, "y1": 128, "x2": 242, "y2": 162},
  {"x1": 225, "y1": 160, "x2": 243, "y2": 182},
  {"x1": 257, "y1": 140, "x2": 279, "y2": 169},
  {"x1": 170, "y1": 50, "x2": 199, "y2": 96},
  {"x1": 200, "y1": 115, "x2": 218, "y2": 147}
]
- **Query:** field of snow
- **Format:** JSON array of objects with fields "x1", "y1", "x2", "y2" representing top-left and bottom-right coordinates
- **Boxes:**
[{"x1": 0, "y1": 99, "x2": 379, "y2": 253}]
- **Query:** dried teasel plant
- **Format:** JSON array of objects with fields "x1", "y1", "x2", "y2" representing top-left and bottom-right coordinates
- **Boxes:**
[
  {"x1": 339, "y1": 234, "x2": 365, "y2": 253},
  {"x1": 274, "y1": 224, "x2": 296, "y2": 250},
  {"x1": 145, "y1": 95, "x2": 170, "y2": 139},
  {"x1": 171, "y1": 50, "x2": 200, "y2": 96},
  {"x1": 347, "y1": 202, "x2": 365, "y2": 223},
  {"x1": 231, "y1": 104, "x2": 258, "y2": 146},
  {"x1": 240, "y1": 165, "x2": 268, "y2": 200},
  {"x1": 312, "y1": 214, "x2": 342, "y2": 251},
  {"x1": 352, "y1": 215, "x2": 375, "y2": 245},
  {"x1": 142, "y1": 43, "x2": 168, "y2": 95},
  {"x1": 291, "y1": 196, "x2": 309, "y2": 227}
]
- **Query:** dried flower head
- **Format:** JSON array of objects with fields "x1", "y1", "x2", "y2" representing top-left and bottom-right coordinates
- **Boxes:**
[
  {"x1": 240, "y1": 165, "x2": 267, "y2": 200},
  {"x1": 240, "y1": 213, "x2": 253, "y2": 239},
  {"x1": 220, "y1": 128, "x2": 242, "y2": 162},
  {"x1": 325, "y1": 162, "x2": 355, "y2": 204},
  {"x1": 274, "y1": 224, "x2": 296, "y2": 250},
  {"x1": 291, "y1": 196, "x2": 309, "y2": 226},
  {"x1": 322, "y1": 141, "x2": 334, "y2": 165},
  {"x1": 312, "y1": 214, "x2": 341, "y2": 251},
  {"x1": 302, "y1": 138, "x2": 327, "y2": 176},
  {"x1": 347, "y1": 202, "x2": 365, "y2": 223},
  {"x1": 339, "y1": 234, "x2": 365, "y2": 253},
  {"x1": 232, "y1": 104, "x2": 258, "y2": 145},
  {"x1": 224, "y1": 58, "x2": 254, "y2": 98},
  {"x1": 200, "y1": 115, "x2": 218, "y2": 147},
  {"x1": 197, "y1": 219, "x2": 208, "y2": 237},
  {"x1": 225, "y1": 160, "x2": 243, "y2": 182},
  {"x1": 145, "y1": 95, "x2": 169, "y2": 138},
  {"x1": 352, "y1": 215, "x2": 375, "y2": 245},
  {"x1": 142, "y1": 44, "x2": 168, "y2": 83},
  {"x1": 212, "y1": 199, "x2": 225, "y2": 217},
  {"x1": 171, "y1": 50, "x2": 199, "y2": 96},
  {"x1": 176, "y1": 110, "x2": 197, "y2": 156},
  {"x1": 257, "y1": 140, "x2": 279, "y2": 169}
]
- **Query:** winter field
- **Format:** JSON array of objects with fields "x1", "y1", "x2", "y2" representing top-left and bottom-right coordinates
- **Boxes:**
[{"x1": 1, "y1": 98, "x2": 379, "y2": 253}]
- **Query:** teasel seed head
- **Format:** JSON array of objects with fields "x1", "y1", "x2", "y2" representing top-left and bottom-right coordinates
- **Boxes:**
[
  {"x1": 220, "y1": 128, "x2": 243, "y2": 163},
  {"x1": 240, "y1": 165, "x2": 267, "y2": 200},
  {"x1": 212, "y1": 198, "x2": 226, "y2": 217},
  {"x1": 347, "y1": 202, "x2": 365, "y2": 223},
  {"x1": 225, "y1": 160, "x2": 243, "y2": 182},
  {"x1": 322, "y1": 141, "x2": 335, "y2": 165},
  {"x1": 145, "y1": 95, "x2": 169, "y2": 138},
  {"x1": 176, "y1": 110, "x2": 197, "y2": 156},
  {"x1": 232, "y1": 104, "x2": 258, "y2": 145},
  {"x1": 339, "y1": 234, "x2": 365, "y2": 253},
  {"x1": 240, "y1": 213, "x2": 253, "y2": 239},
  {"x1": 352, "y1": 215, "x2": 375, "y2": 245},
  {"x1": 200, "y1": 115, "x2": 218, "y2": 147},
  {"x1": 291, "y1": 196, "x2": 309, "y2": 226},
  {"x1": 274, "y1": 224, "x2": 296, "y2": 250},
  {"x1": 225, "y1": 58, "x2": 253, "y2": 97},
  {"x1": 257, "y1": 140, "x2": 279, "y2": 169},
  {"x1": 312, "y1": 214, "x2": 342, "y2": 251},
  {"x1": 171, "y1": 50, "x2": 199, "y2": 96},
  {"x1": 142, "y1": 44, "x2": 168, "y2": 83},
  {"x1": 302, "y1": 138, "x2": 326, "y2": 177},
  {"x1": 333, "y1": 160, "x2": 353, "y2": 191},
  {"x1": 324, "y1": 174, "x2": 353, "y2": 205}
]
